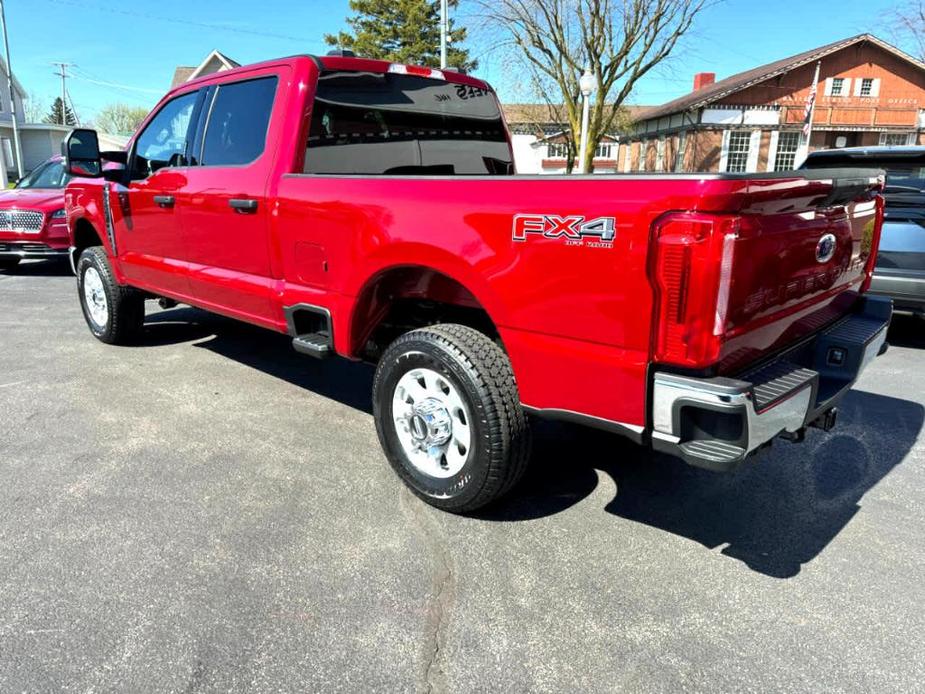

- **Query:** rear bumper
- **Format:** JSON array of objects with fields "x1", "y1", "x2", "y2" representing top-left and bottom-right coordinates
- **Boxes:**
[
  {"x1": 0, "y1": 241, "x2": 69, "y2": 259},
  {"x1": 869, "y1": 271, "x2": 925, "y2": 313},
  {"x1": 651, "y1": 296, "x2": 892, "y2": 472}
]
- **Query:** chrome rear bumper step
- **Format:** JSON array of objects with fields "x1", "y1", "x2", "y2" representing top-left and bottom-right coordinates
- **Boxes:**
[{"x1": 651, "y1": 296, "x2": 892, "y2": 472}]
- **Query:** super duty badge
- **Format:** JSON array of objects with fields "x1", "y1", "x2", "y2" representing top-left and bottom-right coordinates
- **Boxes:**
[{"x1": 513, "y1": 214, "x2": 616, "y2": 248}]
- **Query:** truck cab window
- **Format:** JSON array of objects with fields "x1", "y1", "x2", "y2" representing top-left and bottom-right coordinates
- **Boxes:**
[
  {"x1": 305, "y1": 72, "x2": 513, "y2": 176},
  {"x1": 131, "y1": 91, "x2": 198, "y2": 179},
  {"x1": 200, "y1": 76, "x2": 278, "y2": 167}
]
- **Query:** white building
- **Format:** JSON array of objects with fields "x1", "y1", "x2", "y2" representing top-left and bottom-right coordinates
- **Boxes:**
[{"x1": 502, "y1": 103, "x2": 647, "y2": 174}]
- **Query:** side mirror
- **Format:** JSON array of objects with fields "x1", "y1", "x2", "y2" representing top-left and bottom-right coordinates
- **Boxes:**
[
  {"x1": 65, "y1": 128, "x2": 102, "y2": 178},
  {"x1": 101, "y1": 150, "x2": 128, "y2": 165}
]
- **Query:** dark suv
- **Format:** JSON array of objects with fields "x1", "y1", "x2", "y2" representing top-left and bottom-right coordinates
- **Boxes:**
[{"x1": 803, "y1": 146, "x2": 925, "y2": 315}]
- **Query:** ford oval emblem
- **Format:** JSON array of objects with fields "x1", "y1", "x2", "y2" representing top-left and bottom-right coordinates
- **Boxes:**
[{"x1": 816, "y1": 233, "x2": 837, "y2": 263}]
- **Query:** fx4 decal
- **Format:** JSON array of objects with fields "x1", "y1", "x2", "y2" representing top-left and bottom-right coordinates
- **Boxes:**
[{"x1": 512, "y1": 214, "x2": 616, "y2": 248}]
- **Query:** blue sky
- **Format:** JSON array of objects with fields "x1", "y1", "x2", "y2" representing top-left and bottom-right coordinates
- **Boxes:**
[{"x1": 5, "y1": 0, "x2": 908, "y2": 122}]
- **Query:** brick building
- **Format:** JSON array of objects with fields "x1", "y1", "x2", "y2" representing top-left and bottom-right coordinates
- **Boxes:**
[
  {"x1": 502, "y1": 103, "x2": 648, "y2": 174},
  {"x1": 621, "y1": 34, "x2": 925, "y2": 174}
]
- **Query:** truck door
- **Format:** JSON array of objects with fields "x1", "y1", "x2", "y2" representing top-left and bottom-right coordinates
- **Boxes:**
[
  {"x1": 118, "y1": 89, "x2": 201, "y2": 296},
  {"x1": 179, "y1": 71, "x2": 282, "y2": 326}
]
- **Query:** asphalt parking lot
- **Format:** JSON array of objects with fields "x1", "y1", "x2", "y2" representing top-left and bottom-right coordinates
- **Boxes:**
[{"x1": 1, "y1": 259, "x2": 923, "y2": 693}]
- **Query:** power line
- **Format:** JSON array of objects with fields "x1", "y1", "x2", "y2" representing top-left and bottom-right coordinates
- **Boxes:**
[
  {"x1": 64, "y1": 86, "x2": 80, "y2": 126},
  {"x1": 51, "y1": 61, "x2": 74, "y2": 125},
  {"x1": 37, "y1": 0, "x2": 327, "y2": 46},
  {"x1": 69, "y1": 69, "x2": 162, "y2": 95}
]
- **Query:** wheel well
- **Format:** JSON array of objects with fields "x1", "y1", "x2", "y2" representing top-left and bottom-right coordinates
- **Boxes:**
[
  {"x1": 352, "y1": 267, "x2": 500, "y2": 361},
  {"x1": 72, "y1": 218, "x2": 104, "y2": 259}
]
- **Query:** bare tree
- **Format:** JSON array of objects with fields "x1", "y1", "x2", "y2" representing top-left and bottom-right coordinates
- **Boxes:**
[
  {"x1": 94, "y1": 103, "x2": 150, "y2": 136},
  {"x1": 887, "y1": 1, "x2": 925, "y2": 61},
  {"x1": 23, "y1": 91, "x2": 45, "y2": 123},
  {"x1": 476, "y1": 0, "x2": 709, "y2": 171}
]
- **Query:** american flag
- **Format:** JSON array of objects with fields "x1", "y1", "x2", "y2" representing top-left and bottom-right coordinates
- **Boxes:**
[{"x1": 802, "y1": 62, "x2": 821, "y2": 138}]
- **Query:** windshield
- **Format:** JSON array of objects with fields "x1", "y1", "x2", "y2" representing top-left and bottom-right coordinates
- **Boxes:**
[{"x1": 16, "y1": 159, "x2": 71, "y2": 189}]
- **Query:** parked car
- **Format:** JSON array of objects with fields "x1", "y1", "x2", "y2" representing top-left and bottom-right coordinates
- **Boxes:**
[
  {"x1": 803, "y1": 146, "x2": 925, "y2": 316},
  {"x1": 0, "y1": 156, "x2": 71, "y2": 270},
  {"x1": 62, "y1": 53, "x2": 891, "y2": 513}
]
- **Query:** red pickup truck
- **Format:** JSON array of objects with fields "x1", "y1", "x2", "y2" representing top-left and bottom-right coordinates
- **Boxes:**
[{"x1": 63, "y1": 53, "x2": 891, "y2": 512}]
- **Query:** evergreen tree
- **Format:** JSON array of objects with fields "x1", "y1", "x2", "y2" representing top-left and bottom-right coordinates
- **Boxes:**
[
  {"x1": 44, "y1": 97, "x2": 77, "y2": 126},
  {"x1": 325, "y1": 0, "x2": 476, "y2": 71}
]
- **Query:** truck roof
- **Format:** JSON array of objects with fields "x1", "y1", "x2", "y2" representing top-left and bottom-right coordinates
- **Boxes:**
[{"x1": 176, "y1": 53, "x2": 494, "y2": 94}]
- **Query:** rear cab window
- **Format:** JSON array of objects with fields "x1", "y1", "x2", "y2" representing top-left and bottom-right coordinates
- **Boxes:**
[{"x1": 304, "y1": 71, "x2": 513, "y2": 176}]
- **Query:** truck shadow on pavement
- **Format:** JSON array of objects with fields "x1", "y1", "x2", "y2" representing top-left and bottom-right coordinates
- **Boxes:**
[
  {"x1": 144, "y1": 307, "x2": 376, "y2": 414},
  {"x1": 144, "y1": 307, "x2": 923, "y2": 580},
  {"x1": 489, "y1": 388, "x2": 922, "y2": 579},
  {"x1": 1, "y1": 259, "x2": 72, "y2": 277},
  {"x1": 884, "y1": 313, "x2": 925, "y2": 349}
]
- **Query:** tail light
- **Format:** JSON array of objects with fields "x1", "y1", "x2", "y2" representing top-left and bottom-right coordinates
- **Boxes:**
[
  {"x1": 388, "y1": 64, "x2": 446, "y2": 81},
  {"x1": 860, "y1": 192, "x2": 885, "y2": 294},
  {"x1": 650, "y1": 212, "x2": 740, "y2": 368}
]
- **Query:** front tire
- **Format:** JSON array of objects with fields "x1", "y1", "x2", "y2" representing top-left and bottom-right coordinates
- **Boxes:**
[
  {"x1": 77, "y1": 246, "x2": 144, "y2": 344},
  {"x1": 373, "y1": 324, "x2": 531, "y2": 513},
  {"x1": 0, "y1": 257, "x2": 20, "y2": 271}
]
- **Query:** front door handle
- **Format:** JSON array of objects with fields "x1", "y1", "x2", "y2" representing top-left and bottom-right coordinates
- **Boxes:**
[
  {"x1": 153, "y1": 195, "x2": 175, "y2": 208},
  {"x1": 229, "y1": 198, "x2": 258, "y2": 213}
]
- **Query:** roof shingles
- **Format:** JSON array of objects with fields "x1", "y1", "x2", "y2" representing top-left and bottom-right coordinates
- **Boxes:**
[{"x1": 638, "y1": 34, "x2": 925, "y2": 121}]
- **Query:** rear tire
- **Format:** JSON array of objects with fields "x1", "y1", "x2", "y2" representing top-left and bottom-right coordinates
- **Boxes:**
[
  {"x1": 0, "y1": 257, "x2": 21, "y2": 271},
  {"x1": 373, "y1": 323, "x2": 531, "y2": 513},
  {"x1": 77, "y1": 246, "x2": 145, "y2": 345}
]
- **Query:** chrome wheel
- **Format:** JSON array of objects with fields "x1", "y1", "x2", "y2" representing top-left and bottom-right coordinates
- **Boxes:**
[
  {"x1": 83, "y1": 266, "x2": 108, "y2": 328},
  {"x1": 392, "y1": 367, "x2": 472, "y2": 478}
]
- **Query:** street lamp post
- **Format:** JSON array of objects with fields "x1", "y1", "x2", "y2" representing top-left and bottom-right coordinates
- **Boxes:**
[
  {"x1": 578, "y1": 68, "x2": 596, "y2": 175},
  {"x1": 439, "y1": 0, "x2": 448, "y2": 69},
  {"x1": 0, "y1": 0, "x2": 23, "y2": 180}
]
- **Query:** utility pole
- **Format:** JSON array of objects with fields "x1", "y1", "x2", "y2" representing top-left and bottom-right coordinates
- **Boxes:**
[
  {"x1": 439, "y1": 0, "x2": 448, "y2": 69},
  {"x1": 0, "y1": 0, "x2": 23, "y2": 178},
  {"x1": 52, "y1": 61, "x2": 74, "y2": 125}
]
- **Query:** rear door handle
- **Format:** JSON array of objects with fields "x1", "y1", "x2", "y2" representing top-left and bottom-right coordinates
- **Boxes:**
[
  {"x1": 153, "y1": 195, "x2": 175, "y2": 208},
  {"x1": 229, "y1": 198, "x2": 258, "y2": 213}
]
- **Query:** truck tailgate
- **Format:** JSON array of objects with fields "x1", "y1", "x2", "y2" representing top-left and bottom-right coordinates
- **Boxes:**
[{"x1": 715, "y1": 171, "x2": 883, "y2": 373}]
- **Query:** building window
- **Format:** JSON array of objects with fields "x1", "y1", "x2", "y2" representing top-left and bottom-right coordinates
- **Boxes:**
[
  {"x1": 724, "y1": 130, "x2": 752, "y2": 172},
  {"x1": 594, "y1": 143, "x2": 612, "y2": 159},
  {"x1": 830, "y1": 77, "x2": 845, "y2": 96},
  {"x1": 637, "y1": 140, "x2": 647, "y2": 171},
  {"x1": 859, "y1": 78, "x2": 874, "y2": 97},
  {"x1": 879, "y1": 132, "x2": 915, "y2": 147},
  {"x1": 547, "y1": 142, "x2": 569, "y2": 158},
  {"x1": 675, "y1": 131, "x2": 687, "y2": 172},
  {"x1": 1, "y1": 138, "x2": 13, "y2": 169},
  {"x1": 773, "y1": 132, "x2": 801, "y2": 171}
]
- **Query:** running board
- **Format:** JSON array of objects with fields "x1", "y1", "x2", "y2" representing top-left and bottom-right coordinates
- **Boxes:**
[
  {"x1": 285, "y1": 303, "x2": 334, "y2": 360},
  {"x1": 292, "y1": 332, "x2": 333, "y2": 359}
]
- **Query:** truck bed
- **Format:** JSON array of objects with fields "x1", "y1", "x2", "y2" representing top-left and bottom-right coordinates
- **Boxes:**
[{"x1": 274, "y1": 168, "x2": 883, "y2": 430}]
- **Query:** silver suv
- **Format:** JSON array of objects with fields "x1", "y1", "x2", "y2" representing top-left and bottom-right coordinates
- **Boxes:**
[{"x1": 803, "y1": 146, "x2": 925, "y2": 316}]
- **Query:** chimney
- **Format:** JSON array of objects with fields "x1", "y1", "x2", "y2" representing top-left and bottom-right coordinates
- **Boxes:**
[{"x1": 693, "y1": 72, "x2": 716, "y2": 91}]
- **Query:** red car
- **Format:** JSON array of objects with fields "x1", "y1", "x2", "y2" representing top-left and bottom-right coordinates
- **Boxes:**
[
  {"x1": 0, "y1": 156, "x2": 71, "y2": 270},
  {"x1": 63, "y1": 53, "x2": 890, "y2": 512}
]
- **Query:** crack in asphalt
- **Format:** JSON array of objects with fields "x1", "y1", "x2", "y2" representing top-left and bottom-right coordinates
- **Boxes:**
[{"x1": 399, "y1": 486, "x2": 456, "y2": 694}]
